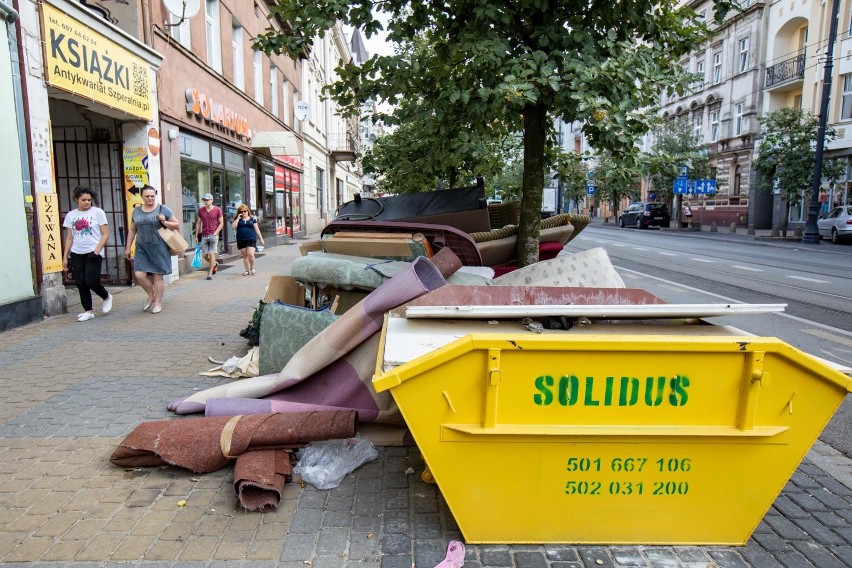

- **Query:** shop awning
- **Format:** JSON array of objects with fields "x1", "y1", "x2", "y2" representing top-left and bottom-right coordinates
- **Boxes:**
[{"x1": 252, "y1": 131, "x2": 300, "y2": 156}]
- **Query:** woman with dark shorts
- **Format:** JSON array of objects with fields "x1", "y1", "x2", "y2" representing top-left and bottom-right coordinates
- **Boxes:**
[{"x1": 231, "y1": 204, "x2": 265, "y2": 275}]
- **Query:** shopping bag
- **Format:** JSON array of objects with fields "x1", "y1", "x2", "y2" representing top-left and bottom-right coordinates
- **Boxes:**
[
  {"x1": 191, "y1": 243, "x2": 203, "y2": 269},
  {"x1": 155, "y1": 205, "x2": 189, "y2": 256},
  {"x1": 157, "y1": 226, "x2": 189, "y2": 256}
]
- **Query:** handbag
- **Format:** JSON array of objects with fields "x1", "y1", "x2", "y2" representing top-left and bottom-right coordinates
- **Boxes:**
[
  {"x1": 156, "y1": 205, "x2": 189, "y2": 256},
  {"x1": 191, "y1": 243, "x2": 203, "y2": 269}
]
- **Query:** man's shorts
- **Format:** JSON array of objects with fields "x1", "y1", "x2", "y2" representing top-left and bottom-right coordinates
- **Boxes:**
[{"x1": 200, "y1": 234, "x2": 219, "y2": 254}]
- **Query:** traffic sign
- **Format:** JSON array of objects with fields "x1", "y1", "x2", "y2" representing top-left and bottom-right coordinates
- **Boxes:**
[
  {"x1": 678, "y1": 165, "x2": 689, "y2": 178},
  {"x1": 673, "y1": 178, "x2": 688, "y2": 194},
  {"x1": 586, "y1": 183, "x2": 595, "y2": 195}
]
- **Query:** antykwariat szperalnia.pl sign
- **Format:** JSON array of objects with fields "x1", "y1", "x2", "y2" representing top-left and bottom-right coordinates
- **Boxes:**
[{"x1": 41, "y1": 3, "x2": 152, "y2": 121}]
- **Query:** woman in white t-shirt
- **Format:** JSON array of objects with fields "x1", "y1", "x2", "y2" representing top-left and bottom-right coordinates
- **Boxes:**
[{"x1": 62, "y1": 187, "x2": 113, "y2": 322}]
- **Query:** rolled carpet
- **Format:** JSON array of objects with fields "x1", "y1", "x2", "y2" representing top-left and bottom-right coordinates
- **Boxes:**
[
  {"x1": 234, "y1": 449, "x2": 295, "y2": 512},
  {"x1": 110, "y1": 411, "x2": 357, "y2": 473}
]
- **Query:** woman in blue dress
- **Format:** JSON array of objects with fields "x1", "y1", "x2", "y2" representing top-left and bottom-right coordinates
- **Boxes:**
[
  {"x1": 124, "y1": 185, "x2": 180, "y2": 314},
  {"x1": 231, "y1": 204, "x2": 265, "y2": 275}
]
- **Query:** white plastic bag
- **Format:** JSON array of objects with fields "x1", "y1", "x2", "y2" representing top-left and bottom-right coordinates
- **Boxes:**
[{"x1": 294, "y1": 438, "x2": 378, "y2": 489}]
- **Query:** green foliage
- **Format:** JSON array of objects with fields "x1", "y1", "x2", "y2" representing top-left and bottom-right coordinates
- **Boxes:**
[
  {"x1": 592, "y1": 151, "x2": 642, "y2": 217},
  {"x1": 754, "y1": 108, "x2": 839, "y2": 229},
  {"x1": 552, "y1": 151, "x2": 590, "y2": 211},
  {"x1": 643, "y1": 119, "x2": 711, "y2": 203},
  {"x1": 256, "y1": 0, "x2": 736, "y2": 265}
]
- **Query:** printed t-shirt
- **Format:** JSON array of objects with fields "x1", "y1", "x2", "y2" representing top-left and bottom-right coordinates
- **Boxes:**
[{"x1": 63, "y1": 207, "x2": 108, "y2": 254}]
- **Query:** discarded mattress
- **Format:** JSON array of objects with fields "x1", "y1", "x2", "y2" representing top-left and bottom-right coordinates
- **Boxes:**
[
  {"x1": 168, "y1": 255, "x2": 454, "y2": 416},
  {"x1": 259, "y1": 304, "x2": 338, "y2": 375},
  {"x1": 492, "y1": 247, "x2": 625, "y2": 288},
  {"x1": 290, "y1": 252, "x2": 492, "y2": 291}
]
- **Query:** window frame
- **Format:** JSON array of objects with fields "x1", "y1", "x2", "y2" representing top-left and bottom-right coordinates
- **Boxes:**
[
  {"x1": 713, "y1": 51, "x2": 722, "y2": 83},
  {"x1": 270, "y1": 66, "x2": 279, "y2": 117},
  {"x1": 841, "y1": 74, "x2": 852, "y2": 120},
  {"x1": 738, "y1": 37, "x2": 749, "y2": 73},
  {"x1": 734, "y1": 103, "x2": 745, "y2": 136},
  {"x1": 232, "y1": 24, "x2": 244, "y2": 91},
  {"x1": 709, "y1": 110, "x2": 719, "y2": 142},
  {"x1": 205, "y1": 0, "x2": 222, "y2": 72},
  {"x1": 253, "y1": 49, "x2": 264, "y2": 106}
]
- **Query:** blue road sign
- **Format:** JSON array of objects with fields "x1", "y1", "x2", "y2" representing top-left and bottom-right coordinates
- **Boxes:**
[
  {"x1": 586, "y1": 183, "x2": 595, "y2": 195},
  {"x1": 678, "y1": 165, "x2": 689, "y2": 178},
  {"x1": 673, "y1": 178, "x2": 688, "y2": 194}
]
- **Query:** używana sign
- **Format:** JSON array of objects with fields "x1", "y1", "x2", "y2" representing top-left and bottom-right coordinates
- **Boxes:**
[{"x1": 41, "y1": 3, "x2": 153, "y2": 120}]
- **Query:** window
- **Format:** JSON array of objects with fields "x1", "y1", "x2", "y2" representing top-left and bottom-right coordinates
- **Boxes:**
[
  {"x1": 709, "y1": 111, "x2": 719, "y2": 141},
  {"x1": 205, "y1": 0, "x2": 221, "y2": 72},
  {"x1": 316, "y1": 167, "x2": 325, "y2": 214},
  {"x1": 734, "y1": 103, "x2": 744, "y2": 135},
  {"x1": 270, "y1": 67, "x2": 279, "y2": 117},
  {"x1": 282, "y1": 79, "x2": 291, "y2": 125},
  {"x1": 169, "y1": 13, "x2": 191, "y2": 49},
  {"x1": 253, "y1": 50, "x2": 264, "y2": 105},
  {"x1": 842, "y1": 74, "x2": 852, "y2": 120},
  {"x1": 232, "y1": 24, "x2": 244, "y2": 90},
  {"x1": 713, "y1": 51, "x2": 722, "y2": 83},
  {"x1": 293, "y1": 90, "x2": 301, "y2": 133},
  {"x1": 738, "y1": 37, "x2": 749, "y2": 72},
  {"x1": 733, "y1": 165, "x2": 742, "y2": 196},
  {"x1": 693, "y1": 115, "x2": 703, "y2": 141},
  {"x1": 695, "y1": 61, "x2": 705, "y2": 90}
]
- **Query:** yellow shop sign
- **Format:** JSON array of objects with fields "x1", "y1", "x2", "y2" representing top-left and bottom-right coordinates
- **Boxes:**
[{"x1": 41, "y1": 3, "x2": 152, "y2": 120}]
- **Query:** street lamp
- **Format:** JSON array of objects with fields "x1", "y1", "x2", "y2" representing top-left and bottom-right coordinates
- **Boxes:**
[{"x1": 803, "y1": 0, "x2": 841, "y2": 245}]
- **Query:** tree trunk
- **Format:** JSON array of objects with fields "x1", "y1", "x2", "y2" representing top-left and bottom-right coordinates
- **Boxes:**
[{"x1": 517, "y1": 103, "x2": 547, "y2": 267}]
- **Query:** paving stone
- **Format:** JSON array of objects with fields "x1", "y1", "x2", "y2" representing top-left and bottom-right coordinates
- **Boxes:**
[
  {"x1": 790, "y1": 516, "x2": 847, "y2": 545},
  {"x1": 479, "y1": 546, "x2": 513, "y2": 566},
  {"x1": 381, "y1": 533, "x2": 411, "y2": 555},
  {"x1": 577, "y1": 546, "x2": 616, "y2": 567},
  {"x1": 706, "y1": 549, "x2": 750, "y2": 568},
  {"x1": 775, "y1": 548, "x2": 816, "y2": 567},
  {"x1": 513, "y1": 551, "x2": 548, "y2": 568},
  {"x1": 789, "y1": 541, "x2": 846, "y2": 568},
  {"x1": 379, "y1": 554, "x2": 412, "y2": 568}
]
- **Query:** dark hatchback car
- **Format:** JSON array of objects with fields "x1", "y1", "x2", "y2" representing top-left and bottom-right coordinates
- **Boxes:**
[{"x1": 619, "y1": 202, "x2": 671, "y2": 229}]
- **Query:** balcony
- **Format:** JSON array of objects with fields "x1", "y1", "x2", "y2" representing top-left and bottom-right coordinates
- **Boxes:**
[
  {"x1": 765, "y1": 54, "x2": 805, "y2": 89},
  {"x1": 329, "y1": 133, "x2": 358, "y2": 162}
]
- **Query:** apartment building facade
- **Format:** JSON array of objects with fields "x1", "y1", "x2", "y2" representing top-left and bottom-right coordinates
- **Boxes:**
[
  {"x1": 763, "y1": 0, "x2": 852, "y2": 229},
  {"x1": 657, "y1": 0, "x2": 770, "y2": 228}
]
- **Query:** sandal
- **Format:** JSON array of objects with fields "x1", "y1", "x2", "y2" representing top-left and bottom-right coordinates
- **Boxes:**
[
  {"x1": 250, "y1": 268, "x2": 256, "y2": 275},
  {"x1": 243, "y1": 271, "x2": 250, "y2": 276}
]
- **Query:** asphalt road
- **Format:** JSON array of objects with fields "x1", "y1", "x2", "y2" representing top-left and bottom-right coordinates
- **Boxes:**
[{"x1": 564, "y1": 224, "x2": 852, "y2": 458}]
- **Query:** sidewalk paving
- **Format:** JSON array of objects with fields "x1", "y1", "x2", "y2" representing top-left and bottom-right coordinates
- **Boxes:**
[{"x1": 1, "y1": 233, "x2": 851, "y2": 568}]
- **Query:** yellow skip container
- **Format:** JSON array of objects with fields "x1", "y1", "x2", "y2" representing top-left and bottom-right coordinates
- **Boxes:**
[{"x1": 373, "y1": 314, "x2": 852, "y2": 545}]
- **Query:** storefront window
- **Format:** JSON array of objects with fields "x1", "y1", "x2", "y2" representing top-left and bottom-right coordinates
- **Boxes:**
[
  {"x1": 180, "y1": 160, "x2": 210, "y2": 244},
  {"x1": 225, "y1": 171, "x2": 245, "y2": 242}
]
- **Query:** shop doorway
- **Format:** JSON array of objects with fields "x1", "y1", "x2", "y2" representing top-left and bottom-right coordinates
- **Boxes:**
[{"x1": 54, "y1": 130, "x2": 131, "y2": 285}]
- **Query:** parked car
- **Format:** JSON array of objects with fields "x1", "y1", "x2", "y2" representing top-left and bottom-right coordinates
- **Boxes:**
[
  {"x1": 817, "y1": 205, "x2": 852, "y2": 243},
  {"x1": 619, "y1": 202, "x2": 671, "y2": 229}
]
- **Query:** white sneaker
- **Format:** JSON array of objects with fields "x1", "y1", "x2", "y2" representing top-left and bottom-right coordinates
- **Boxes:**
[
  {"x1": 102, "y1": 294, "x2": 113, "y2": 314},
  {"x1": 77, "y1": 312, "x2": 95, "y2": 322}
]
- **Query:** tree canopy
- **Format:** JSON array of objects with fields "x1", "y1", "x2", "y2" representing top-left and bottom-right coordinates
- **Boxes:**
[
  {"x1": 643, "y1": 119, "x2": 711, "y2": 206},
  {"x1": 753, "y1": 107, "x2": 842, "y2": 233},
  {"x1": 257, "y1": 0, "x2": 735, "y2": 265}
]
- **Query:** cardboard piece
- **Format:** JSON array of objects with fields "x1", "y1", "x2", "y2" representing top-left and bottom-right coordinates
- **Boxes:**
[
  {"x1": 264, "y1": 276, "x2": 305, "y2": 306},
  {"x1": 320, "y1": 235, "x2": 429, "y2": 260},
  {"x1": 299, "y1": 240, "x2": 323, "y2": 256}
]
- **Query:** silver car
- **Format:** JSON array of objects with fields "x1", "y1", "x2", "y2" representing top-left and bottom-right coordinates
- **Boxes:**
[{"x1": 817, "y1": 206, "x2": 852, "y2": 243}]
